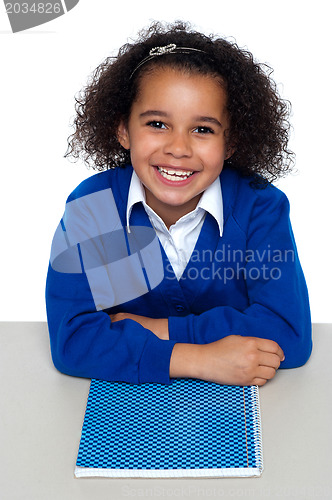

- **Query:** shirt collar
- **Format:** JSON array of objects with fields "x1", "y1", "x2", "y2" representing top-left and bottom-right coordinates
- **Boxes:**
[
  {"x1": 126, "y1": 170, "x2": 223, "y2": 236},
  {"x1": 196, "y1": 176, "x2": 223, "y2": 236},
  {"x1": 126, "y1": 171, "x2": 146, "y2": 231}
]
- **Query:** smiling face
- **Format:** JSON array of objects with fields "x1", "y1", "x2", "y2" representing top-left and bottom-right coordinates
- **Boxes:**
[{"x1": 118, "y1": 67, "x2": 232, "y2": 226}]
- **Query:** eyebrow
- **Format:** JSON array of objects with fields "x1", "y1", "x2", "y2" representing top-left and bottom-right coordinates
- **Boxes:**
[
  {"x1": 139, "y1": 110, "x2": 223, "y2": 127},
  {"x1": 194, "y1": 116, "x2": 223, "y2": 128},
  {"x1": 139, "y1": 110, "x2": 168, "y2": 118}
]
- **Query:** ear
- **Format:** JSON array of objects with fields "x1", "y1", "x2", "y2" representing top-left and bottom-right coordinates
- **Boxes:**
[
  {"x1": 117, "y1": 121, "x2": 130, "y2": 150},
  {"x1": 224, "y1": 129, "x2": 236, "y2": 161},
  {"x1": 225, "y1": 145, "x2": 236, "y2": 161},
  {"x1": 225, "y1": 135, "x2": 236, "y2": 161}
]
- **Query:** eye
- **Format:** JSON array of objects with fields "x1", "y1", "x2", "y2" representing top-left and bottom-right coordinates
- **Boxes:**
[
  {"x1": 194, "y1": 126, "x2": 215, "y2": 134},
  {"x1": 147, "y1": 121, "x2": 167, "y2": 129}
]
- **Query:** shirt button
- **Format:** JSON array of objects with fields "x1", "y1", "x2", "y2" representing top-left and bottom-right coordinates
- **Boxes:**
[{"x1": 175, "y1": 305, "x2": 185, "y2": 312}]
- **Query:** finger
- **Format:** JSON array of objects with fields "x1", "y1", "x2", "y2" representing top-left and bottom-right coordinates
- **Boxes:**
[
  {"x1": 256, "y1": 365, "x2": 277, "y2": 381},
  {"x1": 110, "y1": 313, "x2": 124, "y2": 323},
  {"x1": 256, "y1": 338, "x2": 285, "y2": 360},
  {"x1": 258, "y1": 352, "x2": 282, "y2": 370},
  {"x1": 252, "y1": 378, "x2": 268, "y2": 386}
]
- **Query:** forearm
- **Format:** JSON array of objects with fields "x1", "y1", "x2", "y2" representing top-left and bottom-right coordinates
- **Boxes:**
[
  {"x1": 46, "y1": 267, "x2": 175, "y2": 384},
  {"x1": 168, "y1": 301, "x2": 312, "y2": 369},
  {"x1": 169, "y1": 336, "x2": 285, "y2": 386},
  {"x1": 169, "y1": 343, "x2": 201, "y2": 379}
]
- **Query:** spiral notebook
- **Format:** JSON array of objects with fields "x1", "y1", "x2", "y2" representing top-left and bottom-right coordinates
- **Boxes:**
[{"x1": 75, "y1": 378, "x2": 263, "y2": 478}]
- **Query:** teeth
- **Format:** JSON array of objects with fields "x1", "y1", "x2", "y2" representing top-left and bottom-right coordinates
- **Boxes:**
[{"x1": 157, "y1": 167, "x2": 194, "y2": 181}]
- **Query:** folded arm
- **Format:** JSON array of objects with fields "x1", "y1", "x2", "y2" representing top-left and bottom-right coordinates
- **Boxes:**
[{"x1": 110, "y1": 312, "x2": 285, "y2": 386}]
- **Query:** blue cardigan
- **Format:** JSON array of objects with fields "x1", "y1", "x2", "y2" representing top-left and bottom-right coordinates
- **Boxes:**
[{"x1": 45, "y1": 165, "x2": 312, "y2": 384}]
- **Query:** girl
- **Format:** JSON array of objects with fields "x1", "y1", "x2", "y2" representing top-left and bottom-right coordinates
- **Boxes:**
[{"x1": 46, "y1": 21, "x2": 312, "y2": 386}]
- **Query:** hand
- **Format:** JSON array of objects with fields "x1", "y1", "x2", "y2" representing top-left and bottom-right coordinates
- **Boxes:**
[
  {"x1": 170, "y1": 335, "x2": 284, "y2": 386},
  {"x1": 109, "y1": 312, "x2": 169, "y2": 340}
]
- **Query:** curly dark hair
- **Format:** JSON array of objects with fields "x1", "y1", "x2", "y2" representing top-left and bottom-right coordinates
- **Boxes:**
[{"x1": 66, "y1": 21, "x2": 294, "y2": 185}]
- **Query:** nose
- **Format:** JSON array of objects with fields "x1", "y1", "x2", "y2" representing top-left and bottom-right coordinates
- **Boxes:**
[{"x1": 163, "y1": 131, "x2": 192, "y2": 158}]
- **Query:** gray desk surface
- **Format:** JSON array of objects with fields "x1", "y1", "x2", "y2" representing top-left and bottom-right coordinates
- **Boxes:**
[{"x1": 1, "y1": 322, "x2": 331, "y2": 500}]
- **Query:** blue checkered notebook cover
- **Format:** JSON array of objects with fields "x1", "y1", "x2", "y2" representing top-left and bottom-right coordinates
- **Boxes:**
[{"x1": 75, "y1": 379, "x2": 263, "y2": 478}]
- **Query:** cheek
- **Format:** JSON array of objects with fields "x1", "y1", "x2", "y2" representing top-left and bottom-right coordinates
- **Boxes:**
[
  {"x1": 131, "y1": 134, "x2": 160, "y2": 157},
  {"x1": 212, "y1": 141, "x2": 229, "y2": 163},
  {"x1": 128, "y1": 140, "x2": 153, "y2": 167},
  {"x1": 198, "y1": 143, "x2": 226, "y2": 165}
]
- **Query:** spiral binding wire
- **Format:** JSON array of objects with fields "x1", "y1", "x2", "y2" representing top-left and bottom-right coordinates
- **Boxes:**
[{"x1": 250, "y1": 385, "x2": 264, "y2": 473}]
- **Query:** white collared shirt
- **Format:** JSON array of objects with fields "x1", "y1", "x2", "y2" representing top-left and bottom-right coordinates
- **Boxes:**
[{"x1": 126, "y1": 171, "x2": 223, "y2": 279}]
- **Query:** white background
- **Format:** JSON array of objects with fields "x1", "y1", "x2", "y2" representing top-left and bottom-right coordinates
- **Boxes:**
[{"x1": 0, "y1": 0, "x2": 331, "y2": 322}]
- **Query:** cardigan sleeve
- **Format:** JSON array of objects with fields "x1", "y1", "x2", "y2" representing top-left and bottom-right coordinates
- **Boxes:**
[
  {"x1": 45, "y1": 190, "x2": 176, "y2": 384},
  {"x1": 168, "y1": 189, "x2": 312, "y2": 369}
]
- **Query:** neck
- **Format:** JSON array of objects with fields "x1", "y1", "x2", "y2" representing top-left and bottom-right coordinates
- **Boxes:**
[{"x1": 145, "y1": 192, "x2": 202, "y2": 229}]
